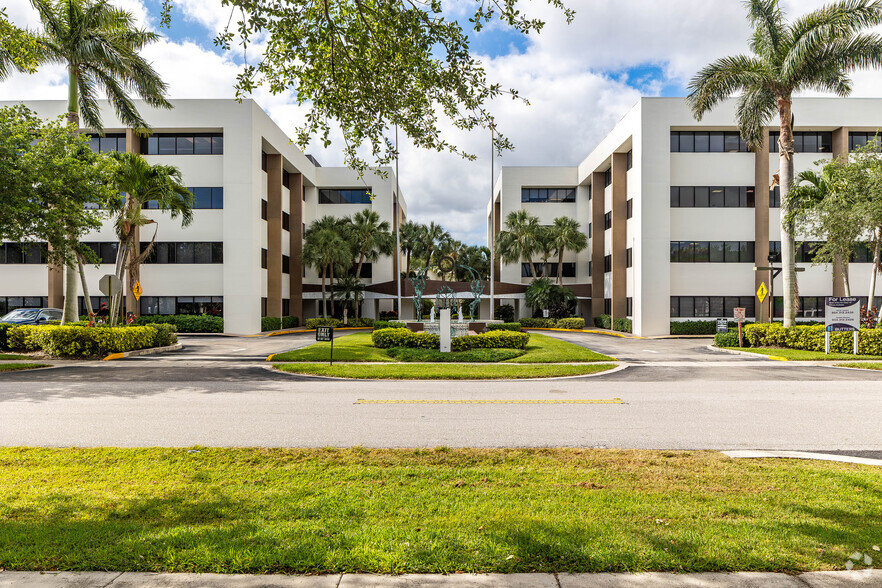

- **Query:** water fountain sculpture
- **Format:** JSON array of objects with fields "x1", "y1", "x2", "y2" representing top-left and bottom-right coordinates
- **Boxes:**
[{"x1": 407, "y1": 256, "x2": 494, "y2": 337}]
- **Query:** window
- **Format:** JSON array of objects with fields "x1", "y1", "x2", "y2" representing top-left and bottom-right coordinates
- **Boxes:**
[
  {"x1": 769, "y1": 131, "x2": 832, "y2": 153},
  {"x1": 319, "y1": 189, "x2": 372, "y2": 204},
  {"x1": 1, "y1": 242, "x2": 47, "y2": 264},
  {"x1": 769, "y1": 186, "x2": 781, "y2": 208},
  {"x1": 604, "y1": 212, "x2": 612, "y2": 230},
  {"x1": 588, "y1": 185, "x2": 592, "y2": 201},
  {"x1": 140, "y1": 242, "x2": 223, "y2": 264},
  {"x1": 603, "y1": 254, "x2": 611, "y2": 273},
  {"x1": 140, "y1": 133, "x2": 223, "y2": 155},
  {"x1": 626, "y1": 297, "x2": 633, "y2": 316},
  {"x1": 604, "y1": 299, "x2": 611, "y2": 315},
  {"x1": 670, "y1": 131, "x2": 749, "y2": 153},
  {"x1": 626, "y1": 199, "x2": 633, "y2": 219},
  {"x1": 283, "y1": 299, "x2": 290, "y2": 316},
  {"x1": 82, "y1": 242, "x2": 118, "y2": 264},
  {"x1": 768, "y1": 241, "x2": 822, "y2": 263},
  {"x1": 849, "y1": 131, "x2": 881, "y2": 150},
  {"x1": 588, "y1": 223, "x2": 592, "y2": 238},
  {"x1": 186, "y1": 187, "x2": 223, "y2": 209},
  {"x1": 282, "y1": 212, "x2": 290, "y2": 231},
  {"x1": 626, "y1": 248, "x2": 633, "y2": 268},
  {"x1": 261, "y1": 151, "x2": 268, "y2": 171},
  {"x1": 671, "y1": 296, "x2": 755, "y2": 318},
  {"x1": 771, "y1": 296, "x2": 826, "y2": 318},
  {"x1": 852, "y1": 242, "x2": 873, "y2": 263},
  {"x1": 282, "y1": 255, "x2": 290, "y2": 274},
  {"x1": 261, "y1": 248, "x2": 268, "y2": 269},
  {"x1": 0, "y1": 296, "x2": 49, "y2": 315},
  {"x1": 519, "y1": 188, "x2": 576, "y2": 203},
  {"x1": 626, "y1": 149, "x2": 633, "y2": 170},
  {"x1": 261, "y1": 199, "x2": 268, "y2": 220},
  {"x1": 670, "y1": 186, "x2": 755, "y2": 207},
  {"x1": 521, "y1": 263, "x2": 576, "y2": 278},
  {"x1": 670, "y1": 241, "x2": 754, "y2": 263},
  {"x1": 261, "y1": 297, "x2": 267, "y2": 318},
  {"x1": 87, "y1": 133, "x2": 126, "y2": 153},
  {"x1": 604, "y1": 169, "x2": 612, "y2": 187}
]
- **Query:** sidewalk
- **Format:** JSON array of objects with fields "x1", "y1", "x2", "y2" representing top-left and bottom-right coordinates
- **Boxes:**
[{"x1": 1, "y1": 571, "x2": 880, "y2": 587}]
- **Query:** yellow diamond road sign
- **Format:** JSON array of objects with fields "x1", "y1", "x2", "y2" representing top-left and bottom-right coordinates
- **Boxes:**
[
  {"x1": 133, "y1": 281, "x2": 143, "y2": 301},
  {"x1": 756, "y1": 282, "x2": 768, "y2": 303}
]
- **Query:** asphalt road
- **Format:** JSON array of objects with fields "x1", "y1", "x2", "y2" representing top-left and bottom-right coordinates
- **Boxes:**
[{"x1": 1, "y1": 330, "x2": 880, "y2": 450}]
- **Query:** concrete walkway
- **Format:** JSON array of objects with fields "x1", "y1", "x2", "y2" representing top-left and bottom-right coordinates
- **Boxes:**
[{"x1": 1, "y1": 571, "x2": 881, "y2": 587}]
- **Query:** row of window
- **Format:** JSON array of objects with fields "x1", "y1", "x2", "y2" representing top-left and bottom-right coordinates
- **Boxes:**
[
  {"x1": 520, "y1": 263, "x2": 577, "y2": 278},
  {"x1": 670, "y1": 186, "x2": 756, "y2": 208},
  {"x1": 137, "y1": 296, "x2": 223, "y2": 316},
  {"x1": 849, "y1": 131, "x2": 880, "y2": 151},
  {"x1": 141, "y1": 242, "x2": 224, "y2": 264},
  {"x1": 87, "y1": 134, "x2": 127, "y2": 153},
  {"x1": 671, "y1": 131, "x2": 751, "y2": 153},
  {"x1": 319, "y1": 189, "x2": 372, "y2": 204},
  {"x1": 600, "y1": 298, "x2": 634, "y2": 316},
  {"x1": 142, "y1": 187, "x2": 224, "y2": 210},
  {"x1": 0, "y1": 243, "x2": 45, "y2": 264},
  {"x1": 769, "y1": 131, "x2": 832, "y2": 153},
  {"x1": 140, "y1": 134, "x2": 224, "y2": 155},
  {"x1": 670, "y1": 241, "x2": 755, "y2": 263},
  {"x1": 521, "y1": 188, "x2": 576, "y2": 203},
  {"x1": 671, "y1": 296, "x2": 756, "y2": 318},
  {"x1": 0, "y1": 297, "x2": 48, "y2": 315}
]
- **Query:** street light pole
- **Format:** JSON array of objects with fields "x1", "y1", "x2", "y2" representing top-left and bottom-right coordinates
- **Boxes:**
[
  {"x1": 489, "y1": 129, "x2": 495, "y2": 319},
  {"x1": 395, "y1": 125, "x2": 402, "y2": 319}
]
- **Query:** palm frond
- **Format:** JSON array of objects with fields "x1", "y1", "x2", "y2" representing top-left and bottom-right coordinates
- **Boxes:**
[
  {"x1": 686, "y1": 55, "x2": 768, "y2": 119},
  {"x1": 734, "y1": 87, "x2": 777, "y2": 150},
  {"x1": 76, "y1": 71, "x2": 103, "y2": 130},
  {"x1": 746, "y1": 0, "x2": 785, "y2": 55}
]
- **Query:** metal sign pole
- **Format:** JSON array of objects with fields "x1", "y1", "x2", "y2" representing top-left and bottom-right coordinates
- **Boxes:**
[
  {"x1": 330, "y1": 333, "x2": 334, "y2": 366},
  {"x1": 395, "y1": 126, "x2": 402, "y2": 320},
  {"x1": 489, "y1": 129, "x2": 495, "y2": 320}
]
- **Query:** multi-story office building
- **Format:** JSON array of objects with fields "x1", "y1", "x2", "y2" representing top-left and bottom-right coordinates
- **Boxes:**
[
  {"x1": 491, "y1": 97, "x2": 882, "y2": 336},
  {"x1": 0, "y1": 99, "x2": 407, "y2": 334}
]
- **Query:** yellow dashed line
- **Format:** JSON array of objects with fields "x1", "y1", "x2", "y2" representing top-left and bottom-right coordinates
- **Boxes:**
[{"x1": 355, "y1": 398, "x2": 624, "y2": 405}]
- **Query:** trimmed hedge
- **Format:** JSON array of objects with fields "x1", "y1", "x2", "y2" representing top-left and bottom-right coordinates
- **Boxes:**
[
  {"x1": 593, "y1": 314, "x2": 611, "y2": 329},
  {"x1": 373, "y1": 320, "x2": 408, "y2": 330},
  {"x1": 0, "y1": 323, "x2": 10, "y2": 350},
  {"x1": 494, "y1": 304, "x2": 515, "y2": 322},
  {"x1": 519, "y1": 318, "x2": 557, "y2": 328},
  {"x1": 714, "y1": 332, "x2": 743, "y2": 348},
  {"x1": 379, "y1": 310, "x2": 398, "y2": 320},
  {"x1": 262, "y1": 317, "x2": 282, "y2": 332},
  {"x1": 556, "y1": 317, "x2": 586, "y2": 330},
  {"x1": 6, "y1": 324, "x2": 178, "y2": 358},
  {"x1": 486, "y1": 323, "x2": 522, "y2": 332},
  {"x1": 305, "y1": 318, "x2": 343, "y2": 329},
  {"x1": 371, "y1": 328, "x2": 529, "y2": 351},
  {"x1": 135, "y1": 314, "x2": 223, "y2": 333},
  {"x1": 613, "y1": 318, "x2": 632, "y2": 333},
  {"x1": 282, "y1": 316, "x2": 300, "y2": 329},
  {"x1": 742, "y1": 323, "x2": 882, "y2": 354}
]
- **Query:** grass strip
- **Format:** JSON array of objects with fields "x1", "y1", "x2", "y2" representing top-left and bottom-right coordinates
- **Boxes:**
[
  {"x1": 835, "y1": 362, "x2": 882, "y2": 370},
  {"x1": 0, "y1": 448, "x2": 879, "y2": 574},
  {"x1": 275, "y1": 362, "x2": 616, "y2": 379},
  {"x1": 270, "y1": 333, "x2": 393, "y2": 362},
  {"x1": 0, "y1": 354, "x2": 30, "y2": 360},
  {"x1": 724, "y1": 347, "x2": 882, "y2": 361},
  {"x1": 0, "y1": 363, "x2": 49, "y2": 372}
]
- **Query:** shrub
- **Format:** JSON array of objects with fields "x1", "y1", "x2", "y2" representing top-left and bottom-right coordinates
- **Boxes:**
[
  {"x1": 486, "y1": 323, "x2": 522, "y2": 332},
  {"x1": 0, "y1": 323, "x2": 10, "y2": 350},
  {"x1": 670, "y1": 320, "x2": 757, "y2": 335},
  {"x1": 6, "y1": 325, "x2": 177, "y2": 357},
  {"x1": 352, "y1": 318, "x2": 373, "y2": 327},
  {"x1": 519, "y1": 317, "x2": 556, "y2": 328},
  {"x1": 135, "y1": 314, "x2": 223, "y2": 333},
  {"x1": 714, "y1": 332, "x2": 742, "y2": 347},
  {"x1": 305, "y1": 318, "x2": 343, "y2": 329},
  {"x1": 282, "y1": 316, "x2": 300, "y2": 329},
  {"x1": 741, "y1": 323, "x2": 882, "y2": 354},
  {"x1": 261, "y1": 317, "x2": 282, "y2": 332},
  {"x1": 556, "y1": 317, "x2": 586, "y2": 330},
  {"x1": 451, "y1": 330, "x2": 529, "y2": 351},
  {"x1": 612, "y1": 318, "x2": 632, "y2": 333},
  {"x1": 379, "y1": 310, "x2": 398, "y2": 320},
  {"x1": 593, "y1": 314, "x2": 612, "y2": 329},
  {"x1": 372, "y1": 328, "x2": 439, "y2": 349},
  {"x1": 494, "y1": 304, "x2": 515, "y2": 322},
  {"x1": 373, "y1": 320, "x2": 408, "y2": 330}
]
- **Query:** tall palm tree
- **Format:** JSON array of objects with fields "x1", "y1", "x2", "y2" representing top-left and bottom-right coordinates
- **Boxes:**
[
  {"x1": 399, "y1": 220, "x2": 423, "y2": 277},
  {"x1": 455, "y1": 245, "x2": 490, "y2": 281},
  {"x1": 304, "y1": 216, "x2": 351, "y2": 318},
  {"x1": 548, "y1": 217, "x2": 588, "y2": 285},
  {"x1": 107, "y1": 151, "x2": 192, "y2": 324},
  {"x1": 687, "y1": 0, "x2": 882, "y2": 327},
  {"x1": 436, "y1": 235, "x2": 463, "y2": 280},
  {"x1": 345, "y1": 210, "x2": 393, "y2": 320},
  {"x1": 31, "y1": 0, "x2": 171, "y2": 323},
  {"x1": 495, "y1": 210, "x2": 542, "y2": 278},
  {"x1": 422, "y1": 221, "x2": 451, "y2": 270}
]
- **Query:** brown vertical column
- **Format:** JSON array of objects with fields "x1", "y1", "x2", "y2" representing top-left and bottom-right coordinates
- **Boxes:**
[
  {"x1": 832, "y1": 127, "x2": 849, "y2": 296},
  {"x1": 393, "y1": 198, "x2": 399, "y2": 278},
  {"x1": 610, "y1": 153, "x2": 627, "y2": 320},
  {"x1": 289, "y1": 173, "x2": 304, "y2": 320},
  {"x1": 125, "y1": 128, "x2": 141, "y2": 317},
  {"x1": 266, "y1": 154, "x2": 284, "y2": 320},
  {"x1": 48, "y1": 263, "x2": 63, "y2": 309},
  {"x1": 591, "y1": 171, "x2": 606, "y2": 317},
  {"x1": 754, "y1": 128, "x2": 770, "y2": 322},
  {"x1": 493, "y1": 201, "x2": 501, "y2": 278}
]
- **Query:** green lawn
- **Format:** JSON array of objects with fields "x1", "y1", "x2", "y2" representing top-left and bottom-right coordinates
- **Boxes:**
[
  {"x1": 386, "y1": 347, "x2": 525, "y2": 362},
  {"x1": 270, "y1": 332, "x2": 612, "y2": 363},
  {"x1": 0, "y1": 448, "x2": 879, "y2": 574},
  {"x1": 0, "y1": 363, "x2": 49, "y2": 372},
  {"x1": 0, "y1": 354, "x2": 29, "y2": 360},
  {"x1": 724, "y1": 347, "x2": 882, "y2": 361},
  {"x1": 275, "y1": 363, "x2": 616, "y2": 379},
  {"x1": 836, "y1": 362, "x2": 882, "y2": 370}
]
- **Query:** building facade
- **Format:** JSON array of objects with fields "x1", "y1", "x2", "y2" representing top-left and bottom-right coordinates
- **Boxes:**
[
  {"x1": 491, "y1": 97, "x2": 882, "y2": 336},
  {"x1": 0, "y1": 99, "x2": 406, "y2": 334}
]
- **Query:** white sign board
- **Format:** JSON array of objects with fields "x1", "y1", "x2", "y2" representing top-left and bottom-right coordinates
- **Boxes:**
[
  {"x1": 825, "y1": 297, "x2": 860, "y2": 332},
  {"x1": 733, "y1": 307, "x2": 746, "y2": 323},
  {"x1": 439, "y1": 308, "x2": 452, "y2": 353}
]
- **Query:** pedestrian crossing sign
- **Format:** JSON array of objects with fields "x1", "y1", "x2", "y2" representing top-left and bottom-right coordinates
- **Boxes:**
[
  {"x1": 133, "y1": 281, "x2": 143, "y2": 301},
  {"x1": 756, "y1": 282, "x2": 768, "y2": 303}
]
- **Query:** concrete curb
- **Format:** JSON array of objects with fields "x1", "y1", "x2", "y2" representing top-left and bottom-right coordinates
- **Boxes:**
[
  {"x1": 102, "y1": 343, "x2": 183, "y2": 361},
  {"x1": 723, "y1": 449, "x2": 882, "y2": 467},
  {"x1": 2, "y1": 570, "x2": 881, "y2": 587}
]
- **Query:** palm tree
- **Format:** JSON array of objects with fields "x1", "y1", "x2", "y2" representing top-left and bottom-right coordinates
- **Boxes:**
[
  {"x1": 495, "y1": 210, "x2": 542, "y2": 278},
  {"x1": 347, "y1": 210, "x2": 394, "y2": 280},
  {"x1": 332, "y1": 274, "x2": 365, "y2": 322},
  {"x1": 456, "y1": 245, "x2": 490, "y2": 281},
  {"x1": 687, "y1": 0, "x2": 882, "y2": 327},
  {"x1": 548, "y1": 217, "x2": 588, "y2": 285},
  {"x1": 436, "y1": 235, "x2": 463, "y2": 280},
  {"x1": 422, "y1": 221, "x2": 450, "y2": 270},
  {"x1": 304, "y1": 216, "x2": 351, "y2": 318},
  {"x1": 107, "y1": 151, "x2": 192, "y2": 324},
  {"x1": 399, "y1": 221, "x2": 423, "y2": 277},
  {"x1": 31, "y1": 0, "x2": 171, "y2": 323}
]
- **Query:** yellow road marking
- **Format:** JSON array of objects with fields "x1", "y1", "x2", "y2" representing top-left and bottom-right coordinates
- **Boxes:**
[
  {"x1": 769, "y1": 355, "x2": 789, "y2": 361},
  {"x1": 103, "y1": 352, "x2": 124, "y2": 361},
  {"x1": 355, "y1": 398, "x2": 624, "y2": 405}
]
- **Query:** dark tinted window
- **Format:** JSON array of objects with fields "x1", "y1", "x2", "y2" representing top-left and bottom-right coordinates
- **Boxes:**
[
  {"x1": 319, "y1": 189, "x2": 373, "y2": 204},
  {"x1": 519, "y1": 188, "x2": 576, "y2": 203}
]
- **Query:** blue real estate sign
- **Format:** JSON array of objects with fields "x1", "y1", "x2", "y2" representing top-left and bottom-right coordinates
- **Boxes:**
[{"x1": 824, "y1": 297, "x2": 860, "y2": 332}]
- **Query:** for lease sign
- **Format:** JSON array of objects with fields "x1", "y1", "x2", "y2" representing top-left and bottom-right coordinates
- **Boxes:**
[{"x1": 824, "y1": 297, "x2": 860, "y2": 332}]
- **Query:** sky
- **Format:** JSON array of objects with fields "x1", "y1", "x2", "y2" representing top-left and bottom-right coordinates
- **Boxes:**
[{"x1": 5, "y1": 0, "x2": 882, "y2": 246}]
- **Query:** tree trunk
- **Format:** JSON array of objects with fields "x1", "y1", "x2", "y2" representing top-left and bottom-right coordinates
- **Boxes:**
[
  {"x1": 329, "y1": 261, "x2": 335, "y2": 317},
  {"x1": 406, "y1": 250, "x2": 411, "y2": 277},
  {"x1": 778, "y1": 96, "x2": 798, "y2": 328},
  {"x1": 76, "y1": 253, "x2": 94, "y2": 317},
  {"x1": 321, "y1": 266, "x2": 327, "y2": 318},
  {"x1": 355, "y1": 253, "x2": 365, "y2": 321},
  {"x1": 531, "y1": 259, "x2": 542, "y2": 279},
  {"x1": 870, "y1": 227, "x2": 881, "y2": 320},
  {"x1": 843, "y1": 259, "x2": 851, "y2": 297},
  {"x1": 61, "y1": 68, "x2": 81, "y2": 324},
  {"x1": 556, "y1": 250, "x2": 564, "y2": 286}
]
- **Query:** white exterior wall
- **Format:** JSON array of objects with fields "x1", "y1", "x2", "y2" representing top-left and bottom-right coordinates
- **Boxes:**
[{"x1": 0, "y1": 99, "x2": 406, "y2": 334}]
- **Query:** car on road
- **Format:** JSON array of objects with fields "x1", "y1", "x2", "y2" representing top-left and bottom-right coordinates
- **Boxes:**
[{"x1": 0, "y1": 308, "x2": 63, "y2": 325}]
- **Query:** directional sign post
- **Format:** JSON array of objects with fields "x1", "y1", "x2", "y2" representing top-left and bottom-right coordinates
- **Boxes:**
[
  {"x1": 316, "y1": 326, "x2": 334, "y2": 365},
  {"x1": 734, "y1": 307, "x2": 746, "y2": 347}
]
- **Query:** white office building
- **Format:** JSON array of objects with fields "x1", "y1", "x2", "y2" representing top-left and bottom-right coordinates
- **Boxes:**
[
  {"x1": 491, "y1": 97, "x2": 882, "y2": 336},
  {"x1": 0, "y1": 99, "x2": 407, "y2": 334}
]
